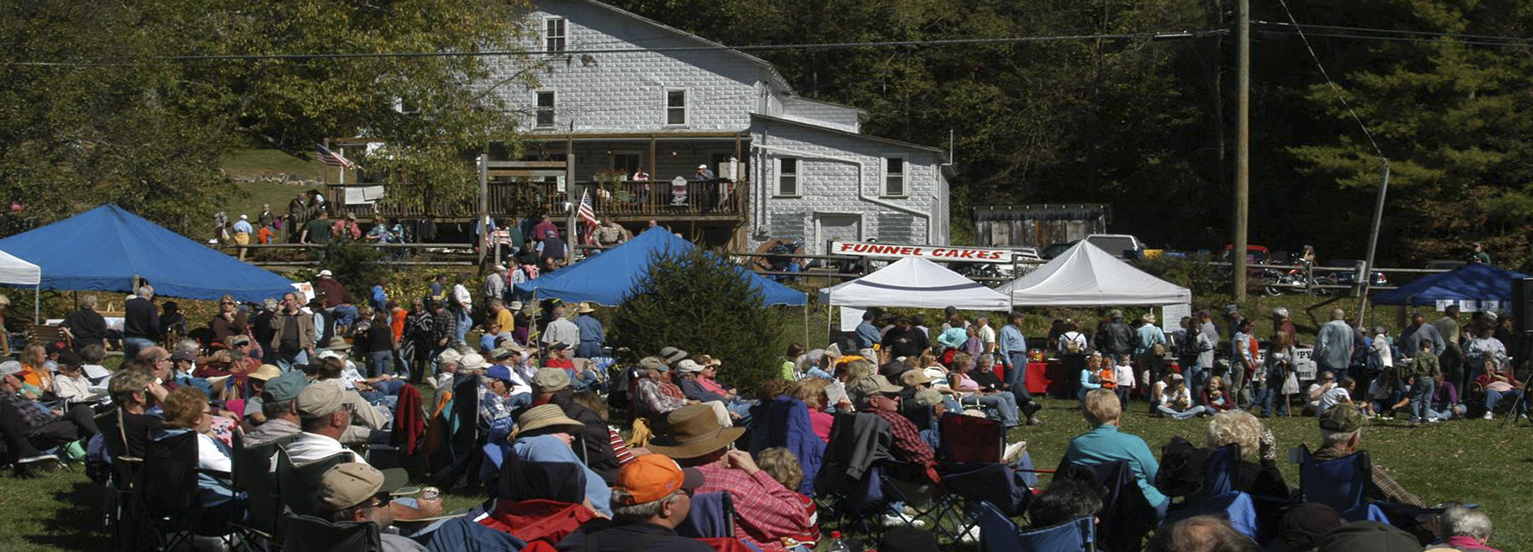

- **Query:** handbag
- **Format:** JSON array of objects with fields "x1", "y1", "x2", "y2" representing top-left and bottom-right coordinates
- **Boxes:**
[{"x1": 1281, "y1": 370, "x2": 1301, "y2": 395}]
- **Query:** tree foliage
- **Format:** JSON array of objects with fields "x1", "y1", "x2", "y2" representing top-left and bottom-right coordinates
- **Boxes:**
[
  {"x1": 610, "y1": 0, "x2": 1533, "y2": 270},
  {"x1": 611, "y1": 247, "x2": 791, "y2": 389},
  {"x1": 0, "y1": 0, "x2": 537, "y2": 234}
]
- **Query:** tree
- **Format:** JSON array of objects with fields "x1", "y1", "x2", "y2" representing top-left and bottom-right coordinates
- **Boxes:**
[
  {"x1": 0, "y1": 0, "x2": 538, "y2": 234},
  {"x1": 611, "y1": 247, "x2": 792, "y2": 389}
]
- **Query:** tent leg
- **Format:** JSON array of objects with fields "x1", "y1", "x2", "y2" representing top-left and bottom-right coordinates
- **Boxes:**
[
  {"x1": 803, "y1": 305, "x2": 809, "y2": 350},
  {"x1": 33, "y1": 285, "x2": 39, "y2": 325}
]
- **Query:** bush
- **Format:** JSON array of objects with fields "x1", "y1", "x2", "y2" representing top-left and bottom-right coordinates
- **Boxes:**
[{"x1": 611, "y1": 246, "x2": 791, "y2": 390}]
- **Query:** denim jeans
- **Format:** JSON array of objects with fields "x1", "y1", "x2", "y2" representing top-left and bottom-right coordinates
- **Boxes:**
[
  {"x1": 122, "y1": 337, "x2": 156, "y2": 361},
  {"x1": 970, "y1": 391, "x2": 1020, "y2": 427},
  {"x1": 454, "y1": 310, "x2": 471, "y2": 344},
  {"x1": 1485, "y1": 389, "x2": 1525, "y2": 415},
  {"x1": 1409, "y1": 379, "x2": 1435, "y2": 421},
  {"x1": 368, "y1": 350, "x2": 394, "y2": 378},
  {"x1": 275, "y1": 349, "x2": 309, "y2": 373},
  {"x1": 1157, "y1": 404, "x2": 1207, "y2": 420},
  {"x1": 1006, "y1": 352, "x2": 1032, "y2": 402}
]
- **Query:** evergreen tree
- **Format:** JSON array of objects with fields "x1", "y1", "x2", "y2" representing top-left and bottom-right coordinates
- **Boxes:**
[{"x1": 612, "y1": 247, "x2": 791, "y2": 390}]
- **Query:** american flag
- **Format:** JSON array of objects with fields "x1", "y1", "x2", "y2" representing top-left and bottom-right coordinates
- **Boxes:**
[
  {"x1": 315, "y1": 143, "x2": 357, "y2": 169},
  {"x1": 577, "y1": 188, "x2": 598, "y2": 227}
]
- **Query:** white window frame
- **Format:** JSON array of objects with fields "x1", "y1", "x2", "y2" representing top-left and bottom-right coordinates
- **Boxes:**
[
  {"x1": 775, "y1": 157, "x2": 800, "y2": 198},
  {"x1": 535, "y1": 91, "x2": 556, "y2": 128},
  {"x1": 664, "y1": 88, "x2": 688, "y2": 126},
  {"x1": 882, "y1": 156, "x2": 907, "y2": 198},
  {"x1": 543, "y1": 17, "x2": 567, "y2": 53}
]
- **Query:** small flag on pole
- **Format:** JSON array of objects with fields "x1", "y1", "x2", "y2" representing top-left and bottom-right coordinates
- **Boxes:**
[
  {"x1": 577, "y1": 189, "x2": 599, "y2": 227},
  {"x1": 315, "y1": 143, "x2": 358, "y2": 169}
]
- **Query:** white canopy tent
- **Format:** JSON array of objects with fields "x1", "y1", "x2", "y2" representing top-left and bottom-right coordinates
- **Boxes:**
[
  {"x1": 819, "y1": 257, "x2": 1011, "y2": 310},
  {"x1": 0, "y1": 249, "x2": 42, "y2": 322},
  {"x1": 998, "y1": 241, "x2": 1191, "y2": 306}
]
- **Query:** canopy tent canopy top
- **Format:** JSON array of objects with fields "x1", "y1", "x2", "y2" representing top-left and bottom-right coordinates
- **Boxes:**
[
  {"x1": 998, "y1": 241, "x2": 1191, "y2": 306},
  {"x1": 817, "y1": 256, "x2": 1010, "y2": 310}
]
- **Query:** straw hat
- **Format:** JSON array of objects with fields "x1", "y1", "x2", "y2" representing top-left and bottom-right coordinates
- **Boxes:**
[
  {"x1": 576, "y1": 302, "x2": 596, "y2": 314},
  {"x1": 512, "y1": 404, "x2": 585, "y2": 438},
  {"x1": 646, "y1": 404, "x2": 746, "y2": 459}
]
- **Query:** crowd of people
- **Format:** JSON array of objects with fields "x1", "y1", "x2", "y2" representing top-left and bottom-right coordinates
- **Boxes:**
[{"x1": 0, "y1": 261, "x2": 1520, "y2": 552}]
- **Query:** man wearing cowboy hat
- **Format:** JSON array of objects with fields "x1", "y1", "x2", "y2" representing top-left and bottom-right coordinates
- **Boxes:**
[
  {"x1": 573, "y1": 303, "x2": 605, "y2": 360},
  {"x1": 511, "y1": 404, "x2": 613, "y2": 516},
  {"x1": 244, "y1": 370, "x2": 308, "y2": 446},
  {"x1": 315, "y1": 463, "x2": 427, "y2": 552},
  {"x1": 556, "y1": 454, "x2": 710, "y2": 552},
  {"x1": 650, "y1": 405, "x2": 811, "y2": 551},
  {"x1": 533, "y1": 367, "x2": 620, "y2": 483},
  {"x1": 1135, "y1": 312, "x2": 1167, "y2": 383}
]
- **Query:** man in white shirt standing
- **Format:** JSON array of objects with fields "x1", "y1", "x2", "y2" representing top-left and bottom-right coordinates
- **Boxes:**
[
  {"x1": 451, "y1": 273, "x2": 473, "y2": 346},
  {"x1": 975, "y1": 315, "x2": 998, "y2": 355},
  {"x1": 541, "y1": 302, "x2": 581, "y2": 350}
]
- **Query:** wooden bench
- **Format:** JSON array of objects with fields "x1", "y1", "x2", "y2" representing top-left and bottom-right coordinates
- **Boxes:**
[{"x1": 29, "y1": 324, "x2": 69, "y2": 347}]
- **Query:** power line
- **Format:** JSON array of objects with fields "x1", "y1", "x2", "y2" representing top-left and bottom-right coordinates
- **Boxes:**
[
  {"x1": 1255, "y1": 20, "x2": 1533, "y2": 44},
  {"x1": 1258, "y1": 28, "x2": 1533, "y2": 49},
  {"x1": 2, "y1": 30, "x2": 1228, "y2": 67},
  {"x1": 1272, "y1": 0, "x2": 1386, "y2": 162}
]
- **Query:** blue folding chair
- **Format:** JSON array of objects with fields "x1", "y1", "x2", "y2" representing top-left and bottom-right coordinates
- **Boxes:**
[
  {"x1": 746, "y1": 397, "x2": 825, "y2": 495},
  {"x1": 1057, "y1": 460, "x2": 1155, "y2": 552},
  {"x1": 676, "y1": 492, "x2": 735, "y2": 539},
  {"x1": 1163, "y1": 444, "x2": 1260, "y2": 539},
  {"x1": 977, "y1": 501, "x2": 1094, "y2": 552},
  {"x1": 1294, "y1": 445, "x2": 1389, "y2": 523}
]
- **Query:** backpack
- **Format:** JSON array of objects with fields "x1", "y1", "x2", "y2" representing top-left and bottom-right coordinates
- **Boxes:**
[{"x1": 1062, "y1": 332, "x2": 1083, "y2": 355}]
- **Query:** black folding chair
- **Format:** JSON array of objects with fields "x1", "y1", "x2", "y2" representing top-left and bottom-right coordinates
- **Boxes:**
[
  {"x1": 140, "y1": 430, "x2": 239, "y2": 551},
  {"x1": 1057, "y1": 460, "x2": 1157, "y2": 552},
  {"x1": 281, "y1": 513, "x2": 381, "y2": 552},
  {"x1": 96, "y1": 408, "x2": 152, "y2": 551},
  {"x1": 274, "y1": 447, "x2": 351, "y2": 518},
  {"x1": 230, "y1": 434, "x2": 298, "y2": 551}
]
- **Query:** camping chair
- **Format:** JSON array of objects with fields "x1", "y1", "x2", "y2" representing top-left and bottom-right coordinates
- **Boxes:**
[
  {"x1": 814, "y1": 412, "x2": 894, "y2": 538},
  {"x1": 430, "y1": 376, "x2": 484, "y2": 491},
  {"x1": 139, "y1": 430, "x2": 237, "y2": 552},
  {"x1": 230, "y1": 434, "x2": 298, "y2": 551},
  {"x1": 1294, "y1": 445, "x2": 1394, "y2": 523},
  {"x1": 96, "y1": 408, "x2": 151, "y2": 551},
  {"x1": 938, "y1": 413, "x2": 1005, "y2": 463},
  {"x1": 745, "y1": 397, "x2": 825, "y2": 495},
  {"x1": 976, "y1": 501, "x2": 1095, "y2": 552},
  {"x1": 938, "y1": 462, "x2": 1033, "y2": 543},
  {"x1": 477, "y1": 450, "x2": 598, "y2": 545},
  {"x1": 1162, "y1": 444, "x2": 1259, "y2": 539},
  {"x1": 275, "y1": 447, "x2": 351, "y2": 518},
  {"x1": 1057, "y1": 460, "x2": 1157, "y2": 552},
  {"x1": 281, "y1": 513, "x2": 381, "y2": 552},
  {"x1": 676, "y1": 492, "x2": 737, "y2": 539}
]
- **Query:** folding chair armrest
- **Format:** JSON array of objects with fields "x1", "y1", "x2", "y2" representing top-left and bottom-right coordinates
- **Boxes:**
[{"x1": 1373, "y1": 500, "x2": 1442, "y2": 519}]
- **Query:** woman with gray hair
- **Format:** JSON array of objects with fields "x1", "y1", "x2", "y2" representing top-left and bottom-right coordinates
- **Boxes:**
[
  {"x1": 1204, "y1": 410, "x2": 1288, "y2": 499},
  {"x1": 1430, "y1": 505, "x2": 1502, "y2": 552}
]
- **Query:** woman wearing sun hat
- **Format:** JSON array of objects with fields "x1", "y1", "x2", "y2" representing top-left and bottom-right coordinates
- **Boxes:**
[{"x1": 512, "y1": 404, "x2": 613, "y2": 517}]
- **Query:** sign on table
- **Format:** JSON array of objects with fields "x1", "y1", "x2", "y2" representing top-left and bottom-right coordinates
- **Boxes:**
[
  {"x1": 830, "y1": 241, "x2": 1016, "y2": 264},
  {"x1": 1162, "y1": 304, "x2": 1191, "y2": 335}
]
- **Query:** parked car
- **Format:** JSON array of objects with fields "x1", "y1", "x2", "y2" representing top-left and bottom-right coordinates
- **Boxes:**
[
  {"x1": 1041, "y1": 241, "x2": 1078, "y2": 259},
  {"x1": 1084, "y1": 234, "x2": 1145, "y2": 259}
]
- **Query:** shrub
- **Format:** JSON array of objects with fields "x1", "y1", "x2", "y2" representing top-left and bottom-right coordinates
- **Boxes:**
[{"x1": 612, "y1": 246, "x2": 791, "y2": 390}]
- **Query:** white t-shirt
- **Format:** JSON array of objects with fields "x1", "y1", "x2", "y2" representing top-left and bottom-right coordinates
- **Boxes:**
[
  {"x1": 978, "y1": 325, "x2": 997, "y2": 351},
  {"x1": 196, "y1": 432, "x2": 232, "y2": 473},
  {"x1": 1318, "y1": 387, "x2": 1351, "y2": 413},
  {"x1": 1115, "y1": 363, "x2": 1136, "y2": 389}
]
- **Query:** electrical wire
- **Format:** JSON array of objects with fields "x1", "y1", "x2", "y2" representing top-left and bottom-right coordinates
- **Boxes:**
[
  {"x1": 1, "y1": 30, "x2": 1228, "y2": 67},
  {"x1": 1254, "y1": 20, "x2": 1533, "y2": 44},
  {"x1": 1273, "y1": 0, "x2": 1387, "y2": 165}
]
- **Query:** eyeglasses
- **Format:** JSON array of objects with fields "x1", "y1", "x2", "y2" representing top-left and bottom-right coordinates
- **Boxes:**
[{"x1": 368, "y1": 491, "x2": 392, "y2": 508}]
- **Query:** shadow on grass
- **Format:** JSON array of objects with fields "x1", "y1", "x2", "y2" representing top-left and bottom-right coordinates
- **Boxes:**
[{"x1": 28, "y1": 479, "x2": 108, "y2": 551}]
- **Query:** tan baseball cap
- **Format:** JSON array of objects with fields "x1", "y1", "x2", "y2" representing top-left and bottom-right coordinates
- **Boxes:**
[
  {"x1": 296, "y1": 383, "x2": 346, "y2": 419},
  {"x1": 318, "y1": 463, "x2": 408, "y2": 511},
  {"x1": 532, "y1": 368, "x2": 571, "y2": 392}
]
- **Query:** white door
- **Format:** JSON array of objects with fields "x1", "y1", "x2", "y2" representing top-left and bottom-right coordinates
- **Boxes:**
[{"x1": 815, "y1": 213, "x2": 862, "y2": 254}]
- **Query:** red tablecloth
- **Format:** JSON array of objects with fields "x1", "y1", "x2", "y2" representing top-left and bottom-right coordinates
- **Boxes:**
[{"x1": 1025, "y1": 361, "x2": 1054, "y2": 394}]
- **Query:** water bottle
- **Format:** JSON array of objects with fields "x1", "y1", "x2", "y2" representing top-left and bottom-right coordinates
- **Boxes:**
[{"x1": 826, "y1": 531, "x2": 850, "y2": 552}]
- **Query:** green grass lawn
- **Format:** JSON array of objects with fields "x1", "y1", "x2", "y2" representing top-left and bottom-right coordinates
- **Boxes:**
[{"x1": 3, "y1": 394, "x2": 1527, "y2": 551}]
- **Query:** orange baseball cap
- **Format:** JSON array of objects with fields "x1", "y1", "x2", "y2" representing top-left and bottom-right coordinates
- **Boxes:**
[{"x1": 614, "y1": 454, "x2": 704, "y2": 505}]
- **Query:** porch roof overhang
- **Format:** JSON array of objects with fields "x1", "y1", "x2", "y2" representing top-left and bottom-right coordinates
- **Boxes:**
[{"x1": 520, "y1": 130, "x2": 749, "y2": 142}]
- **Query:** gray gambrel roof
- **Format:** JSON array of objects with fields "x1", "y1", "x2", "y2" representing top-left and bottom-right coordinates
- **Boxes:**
[{"x1": 573, "y1": 0, "x2": 796, "y2": 95}]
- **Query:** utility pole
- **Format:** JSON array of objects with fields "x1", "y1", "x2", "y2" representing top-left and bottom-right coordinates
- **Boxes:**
[{"x1": 1232, "y1": 0, "x2": 1251, "y2": 301}]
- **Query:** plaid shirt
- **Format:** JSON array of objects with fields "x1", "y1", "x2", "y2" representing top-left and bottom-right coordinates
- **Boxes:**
[
  {"x1": 0, "y1": 389, "x2": 52, "y2": 433},
  {"x1": 635, "y1": 378, "x2": 686, "y2": 416},
  {"x1": 1314, "y1": 445, "x2": 1425, "y2": 507},
  {"x1": 694, "y1": 463, "x2": 813, "y2": 552},
  {"x1": 431, "y1": 310, "x2": 456, "y2": 344},
  {"x1": 869, "y1": 409, "x2": 935, "y2": 468}
]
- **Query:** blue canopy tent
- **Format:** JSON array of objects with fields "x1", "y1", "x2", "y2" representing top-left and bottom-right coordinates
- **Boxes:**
[
  {"x1": 515, "y1": 228, "x2": 807, "y2": 307},
  {"x1": 0, "y1": 205, "x2": 297, "y2": 303},
  {"x1": 1371, "y1": 263, "x2": 1529, "y2": 306}
]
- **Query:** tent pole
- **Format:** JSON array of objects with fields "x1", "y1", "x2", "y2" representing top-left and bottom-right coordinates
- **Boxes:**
[
  {"x1": 33, "y1": 285, "x2": 39, "y2": 324},
  {"x1": 803, "y1": 305, "x2": 809, "y2": 350}
]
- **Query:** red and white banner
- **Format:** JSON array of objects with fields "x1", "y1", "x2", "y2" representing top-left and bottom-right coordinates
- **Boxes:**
[{"x1": 831, "y1": 241, "x2": 1015, "y2": 263}]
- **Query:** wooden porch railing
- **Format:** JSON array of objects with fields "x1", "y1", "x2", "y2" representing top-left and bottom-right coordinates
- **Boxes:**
[{"x1": 328, "y1": 179, "x2": 745, "y2": 220}]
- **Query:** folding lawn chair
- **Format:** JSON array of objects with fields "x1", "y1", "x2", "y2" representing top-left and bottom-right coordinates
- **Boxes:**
[
  {"x1": 977, "y1": 501, "x2": 1095, "y2": 552},
  {"x1": 1162, "y1": 444, "x2": 1260, "y2": 539}
]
